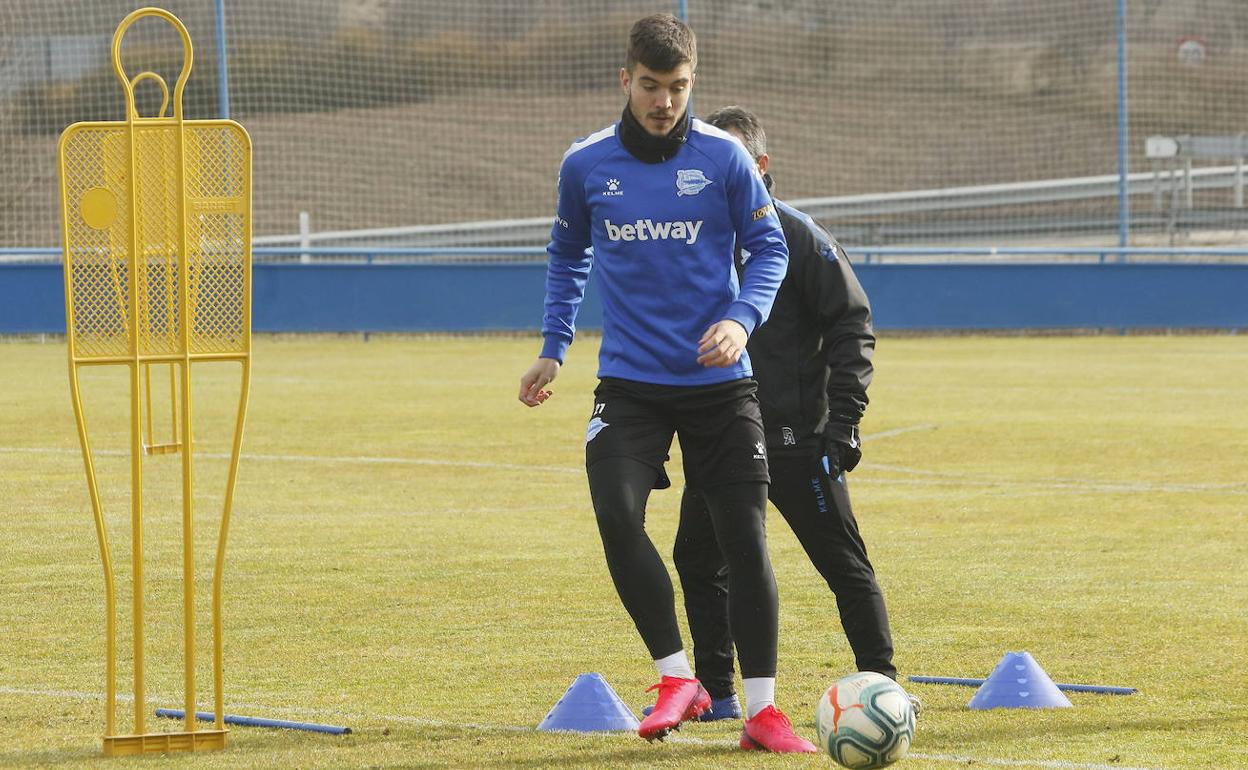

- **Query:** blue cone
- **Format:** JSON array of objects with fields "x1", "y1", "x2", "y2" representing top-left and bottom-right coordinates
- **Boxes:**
[
  {"x1": 537, "y1": 673, "x2": 641, "y2": 732},
  {"x1": 968, "y1": 651, "x2": 1074, "y2": 709}
]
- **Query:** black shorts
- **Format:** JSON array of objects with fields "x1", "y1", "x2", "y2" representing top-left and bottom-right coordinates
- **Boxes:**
[{"x1": 585, "y1": 377, "x2": 769, "y2": 490}]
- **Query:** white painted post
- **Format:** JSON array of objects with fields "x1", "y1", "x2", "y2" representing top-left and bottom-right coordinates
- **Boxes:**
[
  {"x1": 1184, "y1": 159, "x2": 1193, "y2": 209},
  {"x1": 1235, "y1": 133, "x2": 1245, "y2": 208},
  {"x1": 1236, "y1": 158, "x2": 1244, "y2": 209},
  {"x1": 1151, "y1": 161, "x2": 1162, "y2": 212},
  {"x1": 299, "y1": 211, "x2": 311, "y2": 264}
]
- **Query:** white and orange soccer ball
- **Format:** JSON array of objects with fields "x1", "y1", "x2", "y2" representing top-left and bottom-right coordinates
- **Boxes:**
[{"x1": 815, "y1": 671, "x2": 915, "y2": 769}]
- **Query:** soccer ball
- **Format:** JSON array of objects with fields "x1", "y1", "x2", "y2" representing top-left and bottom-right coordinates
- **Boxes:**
[{"x1": 815, "y1": 671, "x2": 915, "y2": 769}]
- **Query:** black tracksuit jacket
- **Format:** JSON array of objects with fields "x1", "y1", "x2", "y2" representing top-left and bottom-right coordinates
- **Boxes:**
[{"x1": 738, "y1": 185, "x2": 875, "y2": 449}]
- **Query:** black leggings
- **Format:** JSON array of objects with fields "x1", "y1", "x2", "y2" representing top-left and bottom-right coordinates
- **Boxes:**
[
  {"x1": 675, "y1": 450, "x2": 895, "y2": 699},
  {"x1": 588, "y1": 456, "x2": 778, "y2": 679}
]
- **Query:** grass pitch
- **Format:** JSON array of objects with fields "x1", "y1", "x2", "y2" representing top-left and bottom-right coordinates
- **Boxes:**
[{"x1": 1, "y1": 333, "x2": 1245, "y2": 770}]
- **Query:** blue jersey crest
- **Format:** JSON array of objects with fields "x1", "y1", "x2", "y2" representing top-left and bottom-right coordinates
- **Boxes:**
[{"x1": 676, "y1": 169, "x2": 714, "y2": 196}]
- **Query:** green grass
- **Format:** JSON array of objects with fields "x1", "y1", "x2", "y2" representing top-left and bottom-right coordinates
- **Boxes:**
[{"x1": 1, "y1": 333, "x2": 1246, "y2": 770}]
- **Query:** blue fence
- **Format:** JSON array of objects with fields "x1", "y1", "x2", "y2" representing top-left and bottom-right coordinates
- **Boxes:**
[{"x1": 6, "y1": 262, "x2": 1246, "y2": 334}]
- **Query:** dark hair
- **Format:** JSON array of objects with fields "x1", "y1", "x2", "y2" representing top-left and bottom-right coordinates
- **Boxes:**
[
  {"x1": 625, "y1": 13, "x2": 697, "y2": 72},
  {"x1": 705, "y1": 105, "x2": 767, "y2": 159}
]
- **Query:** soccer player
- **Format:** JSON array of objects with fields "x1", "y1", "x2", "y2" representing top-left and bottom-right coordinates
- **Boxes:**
[
  {"x1": 518, "y1": 14, "x2": 816, "y2": 754},
  {"x1": 662, "y1": 105, "x2": 914, "y2": 720}
]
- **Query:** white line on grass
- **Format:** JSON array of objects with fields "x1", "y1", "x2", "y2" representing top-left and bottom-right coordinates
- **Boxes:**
[
  {"x1": 0, "y1": 686, "x2": 1167, "y2": 770},
  {"x1": 245, "y1": 451, "x2": 583, "y2": 475},
  {"x1": 865, "y1": 462, "x2": 1248, "y2": 495},
  {"x1": 0, "y1": 423, "x2": 936, "y2": 477},
  {"x1": 0, "y1": 446, "x2": 581, "y2": 475},
  {"x1": 861, "y1": 423, "x2": 939, "y2": 442},
  {"x1": 5, "y1": 441, "x2": 1245, "y2": 495},
  {"x1": 0, "y1": 686, "x2": 125, "y2": 702}
]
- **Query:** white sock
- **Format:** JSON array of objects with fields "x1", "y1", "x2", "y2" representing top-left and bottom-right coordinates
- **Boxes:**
[
  {"x1": 654, "y1": 650, "x2": 694, "y2": 680},
  {"x1": 743, "y1": 677, "x2": 776, "y2": 719}
]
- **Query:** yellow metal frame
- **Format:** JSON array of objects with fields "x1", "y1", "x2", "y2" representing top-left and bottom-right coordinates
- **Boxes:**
[{"x1": 58, "y1": 7, "x2": 252, "y2": 757}]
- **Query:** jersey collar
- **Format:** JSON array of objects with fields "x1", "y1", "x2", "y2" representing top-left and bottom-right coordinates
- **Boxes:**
[{"x1": 618, "y1": 104, "x2": 690, "y2": 164}]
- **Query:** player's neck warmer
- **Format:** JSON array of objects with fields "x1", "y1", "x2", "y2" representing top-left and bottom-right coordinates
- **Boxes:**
[{"x1": 618, "y1": 104, "x2": 689, "y2": 164}]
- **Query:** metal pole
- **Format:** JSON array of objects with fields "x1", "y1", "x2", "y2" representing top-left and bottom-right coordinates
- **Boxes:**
[
  {"x1": 1184, "y1": 158, "x2": 1193, "y2": 209},
  {"x1": 1236, "y1": 157, "x2": 1244, "y2": 208},
  {"x1": 156, "y1": 709, "x2": 352, "y2": 735},
  {"x1": 677, "y1": 0, "x2": 691, "y2": 113},
  {"x1": 908, "y1": 676, "x2": 1137, "y2": 696},
  {"x1": 299, "y1": 211, "x2": 311, "y2": 264},
  {"x1": 1115, "y1": 0, "x2": 1129, "y2": 247},
  {"x1": 1151, "y1": 162, "x2": 1161, "y2": 211},
  {"x1": 215, "y1": 0, "x2": 230, "y2": 119},
  {"x1": 1236, "y1": 135, "x2": 1245, "y2": 208}
]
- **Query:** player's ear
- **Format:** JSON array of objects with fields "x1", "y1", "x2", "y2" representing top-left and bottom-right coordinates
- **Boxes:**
[
  {"x1": 757, "y1": 153, "x2": 770, "y2": 175},
  {"x1": 619, "y1": 67, "x2": 630, "y2": 95}
]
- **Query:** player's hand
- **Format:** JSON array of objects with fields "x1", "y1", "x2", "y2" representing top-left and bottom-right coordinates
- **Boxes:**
[
  {"x1": 697, "y1": 319, "x2": 748, "y2": 367},
  {"x1": 519, "y1": 358, "x2": 560, "y2": 407},
  {"x1": 822, "y1": 421, "x2": 862, "y2": 477}
]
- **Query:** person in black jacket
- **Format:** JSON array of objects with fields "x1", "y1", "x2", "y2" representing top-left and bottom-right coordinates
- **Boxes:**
[{"x1": 663, "y1": 105, "x2": 903, "y2": 721}]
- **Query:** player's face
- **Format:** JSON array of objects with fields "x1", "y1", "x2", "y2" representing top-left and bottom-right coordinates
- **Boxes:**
[{"x1": 620, "y1": 62, "x2": 694, "y2": 137}]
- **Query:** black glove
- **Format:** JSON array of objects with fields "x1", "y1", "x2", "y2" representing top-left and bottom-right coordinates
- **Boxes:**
[{"x1": 822, "y1": 421, "x2": 862, "y2": 477}]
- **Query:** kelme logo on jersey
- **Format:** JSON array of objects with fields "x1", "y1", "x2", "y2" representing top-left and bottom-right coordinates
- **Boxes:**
[
  {"x1": 676, "y1": 169, "x2": 713, "y2": 196},
  {"x1": 604, "y1": 218, "x2": 703, "y2": 245}
]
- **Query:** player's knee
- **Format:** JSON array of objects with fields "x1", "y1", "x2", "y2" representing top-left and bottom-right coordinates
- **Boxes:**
[
  {"x1": 591, "y1": 497, "x2": 645, "y2": 548},
  {"x1": 825, "y1": 568, "x2": 880, "y2": 596},
  {"x1": 588, "y1": 458, "x2": 658, "y2": 546},
  {"x1": 672, "y1": 529, "x2": 707, "y2": 571},
  {"x1": 673, "y1": 546, "x2": 723, "y2": 584},
  {"x1": 593, "y1": 508, "x2": 635, "y2": 542},
  {"x1": 726, "y1": 546, "x2": 770, "y2": 581}
]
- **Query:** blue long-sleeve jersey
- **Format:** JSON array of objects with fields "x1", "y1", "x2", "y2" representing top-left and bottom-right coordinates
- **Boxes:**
[{"x1": 540, "y1": 118, "x2": 789, "y2": 386}]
